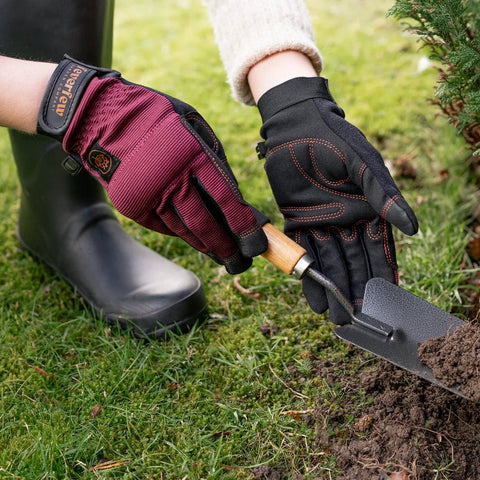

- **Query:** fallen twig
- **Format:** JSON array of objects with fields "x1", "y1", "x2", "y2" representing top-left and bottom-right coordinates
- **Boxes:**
[
  {"x1": 268, "y1": 364, "x2": 309, "y2": 399},
  {"x1": 88, "y1": 459, "x2": 128, "y2": 472},
  {"x1": 280, "y1": 409, "x2": 314, "y2": 416},
  {"x1": 233, "y1": 276, "x2": 262, "y2": 299},
  {"x1": 27, "y1": 364, "x2": 55, "y2": 379}
]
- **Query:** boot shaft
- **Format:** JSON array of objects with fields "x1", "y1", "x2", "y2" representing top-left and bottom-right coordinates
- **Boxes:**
[
  {"x1": 0, "y1": 0, "x2": 114, "y2": 66},
  {"x1": 1, "y1": 0, "x2": 116, "y2": 258}
]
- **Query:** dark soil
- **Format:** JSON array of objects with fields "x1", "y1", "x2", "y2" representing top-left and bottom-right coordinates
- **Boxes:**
[
  {"x1": 254, "y1": 346, "x2": 480, "y2": 480},
  {"x1": 419, "y1": 321, "x2": 480, "y2": 401},
  {"x1": 313, "y1": 357, "x2": 480, "y2": 479}
]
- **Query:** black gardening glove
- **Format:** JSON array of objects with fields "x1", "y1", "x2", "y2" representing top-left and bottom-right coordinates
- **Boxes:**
[{"x1": 257, "y1": 77, "x2": 418, "y2": 324}]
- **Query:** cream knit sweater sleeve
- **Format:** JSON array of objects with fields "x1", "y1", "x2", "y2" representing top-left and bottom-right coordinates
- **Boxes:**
[{"x1": 203, "y1": 0, "x2": 323, "y2": 105}]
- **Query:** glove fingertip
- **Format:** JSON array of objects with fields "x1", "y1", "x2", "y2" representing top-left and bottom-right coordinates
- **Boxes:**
[
  {"x1": 387, "y1": 197, "x2": 419, "y2": 236},
  {"x1": 302, "y1": 277, "x2": 328, "y2": 314},
  {"x1": 238, "y1": 227, "x2": 268, "y2": 258},
  {"x1": 224, "y1": 255, "x2": 253, "y2": 275}
]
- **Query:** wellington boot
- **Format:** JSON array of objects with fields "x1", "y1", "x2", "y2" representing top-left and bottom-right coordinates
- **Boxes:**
[
  {"x1": 9, "y1": 133, "x2": 207, "y2": 338},
  {"x1": 2, "y1": 0, "x2": 208, "y2": 338}
]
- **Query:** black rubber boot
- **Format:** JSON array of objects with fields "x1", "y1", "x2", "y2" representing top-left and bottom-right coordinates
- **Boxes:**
[{"x1": 0, "y1": 0, "x2": 207, "y2": 338}]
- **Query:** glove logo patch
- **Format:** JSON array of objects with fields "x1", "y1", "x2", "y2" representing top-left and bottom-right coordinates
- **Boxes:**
[{"x1": 87, "y1": 143, "x2": 120, "y2": 182}]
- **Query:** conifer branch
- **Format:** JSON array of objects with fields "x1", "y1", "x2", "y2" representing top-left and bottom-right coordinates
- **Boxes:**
[{"x1": 388, "y1": 0, "x2": 480, "y2": 153}]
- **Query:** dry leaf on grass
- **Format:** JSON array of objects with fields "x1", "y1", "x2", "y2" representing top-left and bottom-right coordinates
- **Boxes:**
[
  {"x1": 259, "y1": 323, "x2": 279, "y2": 336},
  {"x1": 392, "y1": 154, "x2": 417, "y2": 179},
  {"x1": 90, "y1": 403, "x2": 102, "y2": 419},
  {"x1": 467, "y1": 236, "x2": 480, "y2": 261},
  {"x1": 434, "y1": 168, "x2": 450, "y2": 183}
]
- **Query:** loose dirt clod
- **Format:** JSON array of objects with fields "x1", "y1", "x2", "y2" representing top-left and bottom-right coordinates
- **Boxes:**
[{"x1": 418, "y1": 321, "x2": 480, "y2": 401}]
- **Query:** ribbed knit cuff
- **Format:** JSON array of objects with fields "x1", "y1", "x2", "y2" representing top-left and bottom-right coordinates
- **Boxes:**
[{"x1": 203, "y1": 0, "x2": 323, "y2": 105}]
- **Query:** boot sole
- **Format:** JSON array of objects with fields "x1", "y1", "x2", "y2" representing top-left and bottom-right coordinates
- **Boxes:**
[{"x1": 16, "y1": 226, "x2": 208, "y2": 340}]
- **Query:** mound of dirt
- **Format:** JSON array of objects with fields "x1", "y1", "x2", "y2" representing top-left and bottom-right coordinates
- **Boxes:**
[
  {"x1": 254, "y1": 346, "x2": 480, "y2": 480},
  {"x1": 311, "y1": 356, "x2": 480, "y2": 479},
  {"x1": 418, "y1": 321, "x2": 480, "y2": 401}
]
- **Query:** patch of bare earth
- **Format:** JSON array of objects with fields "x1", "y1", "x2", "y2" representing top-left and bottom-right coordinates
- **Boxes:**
[
  {"x1": 315, "y1": 352, "x2": 480, "y2": 479},
  {"x1": 254, "y1": 346, "x2": 480, "y2": 480}
]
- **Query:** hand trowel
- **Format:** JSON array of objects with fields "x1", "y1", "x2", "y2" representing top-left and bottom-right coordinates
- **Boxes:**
[{"x1": 261, "y1": 223, "x2": 467, "y2": 398}]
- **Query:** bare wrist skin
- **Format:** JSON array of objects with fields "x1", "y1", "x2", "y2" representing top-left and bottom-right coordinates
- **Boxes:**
[
  {"x1": 0, "y1": 56, "x2": 57, "y2": 133},
  {"x1": 247, "y1": 50, "x2": 318, "y2": 104}
]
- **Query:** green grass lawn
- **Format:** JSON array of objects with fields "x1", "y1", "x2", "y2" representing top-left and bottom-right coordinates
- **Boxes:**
[{"x1": 0, "y1": 1, "x2": 476, "y2": 478}]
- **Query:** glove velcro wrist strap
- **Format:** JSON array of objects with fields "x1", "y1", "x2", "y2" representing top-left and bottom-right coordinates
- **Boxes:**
[
  {"x1": 257, "y1": 76, "x2": 336, "y2": 123},
  {"x1": 37, "y1": 54, "x2": 120, "y2": 141}
]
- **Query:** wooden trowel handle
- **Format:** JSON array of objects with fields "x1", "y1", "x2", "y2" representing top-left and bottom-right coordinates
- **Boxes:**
[
  {"x1": 261, "y1": 224, "x2": 394, "y2": 337},
  {"x1": 261, "y1": 223, "x2": 308, "y2": 275}
]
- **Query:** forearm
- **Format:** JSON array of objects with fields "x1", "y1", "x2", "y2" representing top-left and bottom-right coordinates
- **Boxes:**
[
  {"x1": 0, "y1": 56, "x2": 56, "y2": 133},
  {"x1": 247, "y1": 50, "x2": 317, "y2": 104}
]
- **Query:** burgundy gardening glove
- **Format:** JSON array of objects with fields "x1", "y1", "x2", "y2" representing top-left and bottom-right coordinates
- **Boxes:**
[
  {"x1": 37, "y1": 55, "x2": 268, "y2": 274},
  {"x1": 256, "y1": 77, "x2": 418, "y2": 324}
]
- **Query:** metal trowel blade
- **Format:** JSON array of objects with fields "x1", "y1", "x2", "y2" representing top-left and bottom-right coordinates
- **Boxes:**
[{"x1": 334, "y1": 277, "x2": 467, "y2": 398}]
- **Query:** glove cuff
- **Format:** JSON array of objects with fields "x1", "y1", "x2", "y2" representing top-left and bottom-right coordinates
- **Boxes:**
[
  {"x1": 257, "y1": 76, "x2": 336, "y2": 123},
  {"x1": 37, "y1": 54, "x2": 120, "y2": 141}
]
